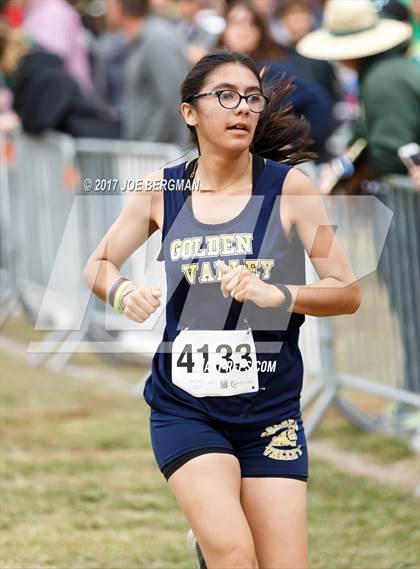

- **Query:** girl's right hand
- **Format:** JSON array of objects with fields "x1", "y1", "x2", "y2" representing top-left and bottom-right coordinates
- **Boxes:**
[{"x1": 121, "y1": 286, "x2": 162, "y2": 323}]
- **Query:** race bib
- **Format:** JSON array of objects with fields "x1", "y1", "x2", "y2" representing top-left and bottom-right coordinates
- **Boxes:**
[{"x1": 171, "y1": 326, "x2": 259, "y2": 397}]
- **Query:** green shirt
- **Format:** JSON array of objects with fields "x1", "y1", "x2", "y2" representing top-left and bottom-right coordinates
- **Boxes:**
[{"x1": 351, "y1": 46, "x2": 420, "y2": 177}]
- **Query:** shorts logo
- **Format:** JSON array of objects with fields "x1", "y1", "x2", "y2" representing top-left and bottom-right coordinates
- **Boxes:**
[{"x1": 260, "y1": 418, "x2": 303, "y2": 461}]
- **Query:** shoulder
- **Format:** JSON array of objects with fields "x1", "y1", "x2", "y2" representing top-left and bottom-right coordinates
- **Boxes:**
[
  {"x1": 270, "y1": 166, "x2": 320, "y2": 236},
  {"x1": 264, "y1": 157, "x2": 290, "y2": 170},
  {"x1": 125, "y1": 169, "x2": 164, "y2": 208},
  {"x1": 282, "y1": 166, "x2": 319, "y2": 197},
  {"x1": 142, "y1": 168, "x2": 164, "y2": 183},
  {"x1": 144, "y1": 162, "x2": 188, "y2": 212},
  {"x1": 115, "y1": 169, "x2": 163, "y2": 229},
  {"x1": 264, "y1": 161, "x2": 317, "y2": 196},
  {"x1": 143, "y1": 169, "x2": 164, "y2": 199},
  {"x1": 266, "y1": 165, "x2": 318, "y2": 240},
  {"x1": 162, "y1": 160, "x2": 188, "y2": 180},
  {"x1": 280, "y1": 168, "x2": 327, "y2": 234},
  {"x1": 123, "y1": 168, "x2": 161, "y2": 196},
  {"x1": 263, "y1": 158, "x2": 293, "y2": 177},
  {"x1": 129, "y1": 169, "x2": 164, "y2": 231}
]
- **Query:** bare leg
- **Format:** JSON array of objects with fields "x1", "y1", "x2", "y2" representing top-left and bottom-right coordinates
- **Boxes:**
[
  {"x1": 241, "y1": 477, "x2": 308, "y2": 569},
  {"x1": 168, "y1": 453, "x2": 259, "y2": 568}
]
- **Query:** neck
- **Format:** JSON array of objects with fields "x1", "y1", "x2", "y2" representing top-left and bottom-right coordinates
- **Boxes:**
[{"x1": 196, "y1": 149, "x2": 252, "y2": 192}]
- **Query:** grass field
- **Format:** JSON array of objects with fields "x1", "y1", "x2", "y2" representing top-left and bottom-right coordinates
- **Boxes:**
[{"x1": 1, "y1": 324, "x2": 420, "y2": 569}]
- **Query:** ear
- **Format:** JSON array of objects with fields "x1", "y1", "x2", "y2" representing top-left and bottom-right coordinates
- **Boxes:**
[{"x1": 180, "y1": 102, "x2": 198, "y2": 127}]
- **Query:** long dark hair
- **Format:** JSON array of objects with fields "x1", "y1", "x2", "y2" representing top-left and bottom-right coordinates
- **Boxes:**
[{"x1": 180, "y1": 49, "x2": 315, "y2": 165}]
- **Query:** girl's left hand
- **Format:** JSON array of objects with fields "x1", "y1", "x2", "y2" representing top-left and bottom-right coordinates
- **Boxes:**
[{"x1": 216, "y1": 260, "x2": 284, "y2": 308}]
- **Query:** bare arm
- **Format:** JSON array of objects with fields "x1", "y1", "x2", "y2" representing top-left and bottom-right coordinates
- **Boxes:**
[
  {"x1": 82, "y1": 170, "x2": 163, "y2": 305},
  {"x1": 281, "y1": 168, "x2": 361, "y2": 316}
]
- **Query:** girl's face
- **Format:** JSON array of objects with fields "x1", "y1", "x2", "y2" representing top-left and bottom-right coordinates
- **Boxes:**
[
  {"x1": 223, "y1": 5, "x2": 261, "y2": 55},
  {"x1": 182, "y1": 62, "x2": 262, "y2": 154}
]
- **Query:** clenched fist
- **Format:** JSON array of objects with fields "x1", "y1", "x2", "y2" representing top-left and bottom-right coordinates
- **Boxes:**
[
  {"x1": 121, "y1": 285, "x2": 162, "y2": 323},
  {"x1": 216, "y1": 260, "x2": 285, "y2": 309}
]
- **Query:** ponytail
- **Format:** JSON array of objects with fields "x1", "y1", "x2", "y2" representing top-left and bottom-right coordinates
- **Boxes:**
[{"x1": 251, "y1": 73, "x2": 316, "y2": 164}]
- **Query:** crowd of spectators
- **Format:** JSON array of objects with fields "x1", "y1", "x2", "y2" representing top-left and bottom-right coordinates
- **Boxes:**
[{"x1": 0, "y1": 0, "x2": 418, "y2": 171}]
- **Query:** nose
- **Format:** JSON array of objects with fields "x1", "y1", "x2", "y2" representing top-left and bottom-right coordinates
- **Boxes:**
[{"x1": 235, "y1": 96, "x2": 250, "y2": 114}]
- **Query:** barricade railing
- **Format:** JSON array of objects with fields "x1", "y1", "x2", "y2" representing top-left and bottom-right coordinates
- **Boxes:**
[
  {"x1": 1, "y1": 130, "x2": 15, "y2": 325},
  {"x1": 1, "y1": 129, "x2": 78, "y2": 328},
  {"x1": 25, "y1": 137, "x2": 189, "y2": 370},
  {"x1": 68, "y1": 138, "x2": 189, "y2": 370},
  {"x1": 300, "y1": 176, "x2": 420, "y2": 438}
]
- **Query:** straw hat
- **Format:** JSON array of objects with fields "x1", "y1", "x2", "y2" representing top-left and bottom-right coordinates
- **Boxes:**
[{"x1": 296, "y1": 0, "x2": 412, "y2": 60}]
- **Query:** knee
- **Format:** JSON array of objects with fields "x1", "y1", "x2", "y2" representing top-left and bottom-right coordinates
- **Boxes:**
[
  {"x1": 212, "y1": 542, "x2": 258, "y2": 568},
  {"x1": 226, "y1": 551, "x2": 258, "y2": 569}
]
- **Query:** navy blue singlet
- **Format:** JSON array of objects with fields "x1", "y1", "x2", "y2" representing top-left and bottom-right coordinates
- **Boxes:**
[{"x1": 143, "y1": 155, "x2": 306, "y2": 426}]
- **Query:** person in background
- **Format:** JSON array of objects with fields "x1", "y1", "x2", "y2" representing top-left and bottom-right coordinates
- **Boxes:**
[
  {"x1": 298, "y1": 0, "x2": 419, "y2": 406},
  {"x1": 383, "y1": 0, "x2": 420, "y2": 63},
  {"x1": 249, "y1": 0, "x2": 276, "y2": 22},
  {"x1": 0, "y1": 21, "x2": 121, "y2": 138},
  {"x1": 178, "y1": 0, "x2": 223, "y2": 65},
  {"x1": 107, "y1": 0, "x2": 188, "y2": 146},
  {"x1": 23, "y1": 0, "x2": 93, "y2": 94},
  {"x1": 298, "y1": 0, "x2": 418, "y2": 180},
  {"x1": 220, "y1": 1, "x2": 335, "y2": 161},
  {"x1": 381, "y1": 0, "x2": 412, "y2": 21},
  {"x1": 272, "y1": 0, "x2": 342, "y2": 103},
  {"x1": 0, "y1": 0, "x2": 21, "y2": 130},
  {"x1": 94, "y1": 30, "x2": 130, "y2": 117},
  {"x1": 77, "y1": 0, "x2": 129, "y2": 116}
]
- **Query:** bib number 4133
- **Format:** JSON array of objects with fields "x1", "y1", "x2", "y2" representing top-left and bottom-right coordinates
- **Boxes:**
[
  {"x1": 177, "y1": 342, "x2": 253, "y2": 374},
  {"x1": 171, "y1": 329, "x2": 259, "y2": 397}
]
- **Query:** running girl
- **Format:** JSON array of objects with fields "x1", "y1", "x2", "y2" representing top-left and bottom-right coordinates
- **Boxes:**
[{"x1": 83, "y1": 50, "x2": 361, "y2": 568}]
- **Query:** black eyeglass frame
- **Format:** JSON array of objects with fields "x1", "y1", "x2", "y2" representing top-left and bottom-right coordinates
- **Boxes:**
[{"x1": 185, "y1": 89, "x2": 269, "y2": 113}]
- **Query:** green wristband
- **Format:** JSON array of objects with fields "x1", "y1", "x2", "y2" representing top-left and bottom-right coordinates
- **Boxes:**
[{"x1": 114, "y1": 281, "x2": 135, "y2": 314}]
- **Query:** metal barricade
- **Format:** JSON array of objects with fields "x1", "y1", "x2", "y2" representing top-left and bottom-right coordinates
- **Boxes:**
[
  {"x1": 301, "y1": 176, "x2": 420, "y2": 437},
  {"x1": 1, "y1": 130, "x2": 78, "y2": 329},
  {"x1": 1, "y1": 131, "x2": 189, "y2": 369},
  {"x1": 1, "y1": 131, "x2": 15, "y2": 325},
  {"x1": 32, "y1": 138, "x2": 189, "y2": 370}
]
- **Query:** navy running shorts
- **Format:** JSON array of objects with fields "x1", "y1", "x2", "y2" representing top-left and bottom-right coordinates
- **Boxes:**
[{"x1": 149, "y1": 409, "x2": 309, "y2": 482}]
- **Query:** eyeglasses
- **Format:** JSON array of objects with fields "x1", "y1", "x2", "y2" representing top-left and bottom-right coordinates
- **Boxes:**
[{"x1": 186, "y1": 89, "x2": 269, "y2": 113}]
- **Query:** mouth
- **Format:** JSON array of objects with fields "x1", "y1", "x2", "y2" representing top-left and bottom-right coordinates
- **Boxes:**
[{"x1": 227, "y1": 123, "x2": 250, "y2": 133}]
